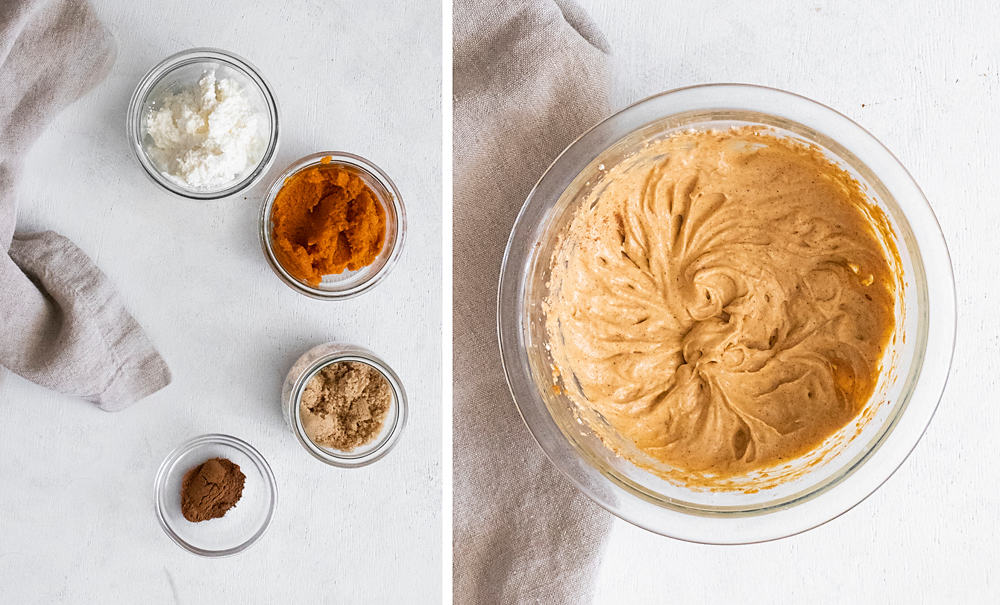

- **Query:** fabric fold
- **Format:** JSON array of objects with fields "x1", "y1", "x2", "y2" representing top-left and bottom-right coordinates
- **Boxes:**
[
  {"x1": 454, "y1": 0, "x2": 613, "y2": 602},
  {"x1": 1, "y1": 0, "x2": 170, "y2": 411}
]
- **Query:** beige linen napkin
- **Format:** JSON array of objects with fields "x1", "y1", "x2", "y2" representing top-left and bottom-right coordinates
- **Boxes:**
[
  {"x1": 454, "y1": 0, "x2": 613, "y2": 602},
  {"x1": 0, "y1": 0, "x2": 170, "y2": 410}
]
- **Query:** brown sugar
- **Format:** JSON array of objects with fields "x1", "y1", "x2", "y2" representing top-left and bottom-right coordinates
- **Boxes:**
[
  {"x1": 270, "y1": 158, "x2": 387, "y2": 287},
  {"x1": 299, "y1": 361, "x2": 392, "y2": 451},
  {"x1": 180, "y1": 457, "x2": 246, "y2": 522}
]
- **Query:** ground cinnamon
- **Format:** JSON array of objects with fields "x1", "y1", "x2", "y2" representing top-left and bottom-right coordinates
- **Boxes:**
[
  {"x1": 270, "y1": 157, "x2": 387, "y2": 286},
  {"x1": 180, "y1": 457, "x2": 246, "y2": 522}
]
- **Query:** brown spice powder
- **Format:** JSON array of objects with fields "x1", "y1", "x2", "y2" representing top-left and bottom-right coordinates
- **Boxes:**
[
  {"x1": 300, "y1": 361, "x2": 392, "y2": 451},
  {"x1": 180, "y1": 457, "x2": 246, "y2": 523}
]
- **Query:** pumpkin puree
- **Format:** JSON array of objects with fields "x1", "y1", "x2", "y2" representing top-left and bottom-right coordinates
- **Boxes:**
[{"x1": 270, "y1": 158, "x2": 386, "y2": 286}]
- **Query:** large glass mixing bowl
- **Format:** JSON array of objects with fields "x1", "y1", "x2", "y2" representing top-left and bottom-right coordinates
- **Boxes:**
[{"x1": 497, "y1": 84, "x2": 955, "y2": 544}]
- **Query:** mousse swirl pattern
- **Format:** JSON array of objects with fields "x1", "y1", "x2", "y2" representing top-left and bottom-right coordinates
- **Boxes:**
[{"x1": 545, "y1": 127, "x2": 898, "y2": 478}]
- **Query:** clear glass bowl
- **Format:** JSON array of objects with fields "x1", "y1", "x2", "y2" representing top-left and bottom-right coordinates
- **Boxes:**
[
  {"x1": 497, "y1": 84, "x2": 956, "y2": 544},
  {"x1": 259, "y1": 152, "x2": 406, "y2": 299},
  {"x1": 126, "y1": 47, "x2": 280, "y2": 199},
  {"x1": 154, "y1": 434, "x2": 277, "y2": 556},
  {"x1": 281, "y1": 343, "x2": 407, "y2": 467}
]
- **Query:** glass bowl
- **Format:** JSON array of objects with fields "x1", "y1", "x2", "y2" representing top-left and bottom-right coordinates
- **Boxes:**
[
  {"x1": 127, "y1": 47, "x2": 280, "y2": 199},
  {"x1": 281, "y1": 343, "x2": 407, "y2": 467},
  {"x1": 259, "y1": 152, "x2": 406, "y2": 299},
  {"x1": 497, "y1": 84, "x2": 956, "y2": 544},
  {"x1": 154, "y1": 434, "x2": 277, "y2": 556}
]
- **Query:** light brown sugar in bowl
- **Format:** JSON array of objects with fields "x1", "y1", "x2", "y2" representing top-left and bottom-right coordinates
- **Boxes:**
[{"x1": 299, "y1": 360, "x2": 392, "y2": 451}]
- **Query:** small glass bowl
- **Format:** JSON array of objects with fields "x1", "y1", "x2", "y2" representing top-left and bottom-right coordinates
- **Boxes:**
[
  {"x1": 259, "y1": 152, "x2": 406, "y2": 299},
  {"x1": 154, "y1": 434, "x2": 277, "y2": 557},
  {"x1": 281, "y1": 343, "x2": 407, "y2": 467},
  {"x1": 126, "y1": 47, "x2": 280, "y2": 199},
  {"x1": 498, "y1": 84, "x2": 956, "y2": 543}
]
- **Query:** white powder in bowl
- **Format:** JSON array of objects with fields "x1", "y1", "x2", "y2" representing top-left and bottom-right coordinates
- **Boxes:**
[{"x1": 144, "y1": 70, "x2": 266, "y2": 190}]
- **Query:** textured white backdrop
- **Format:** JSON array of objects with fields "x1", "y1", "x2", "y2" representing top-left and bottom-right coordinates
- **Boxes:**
[
  {"x1": 572, "y1": 0, "x2": 993, "y2": 602},
  {"x1": 0, "y1": 1, "x2": 441, "y2": 603}
]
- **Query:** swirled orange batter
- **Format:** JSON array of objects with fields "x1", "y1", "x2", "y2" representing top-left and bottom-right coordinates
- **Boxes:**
[{"x1": 545, "y1": 128, "x2": 897, "y2": 478}]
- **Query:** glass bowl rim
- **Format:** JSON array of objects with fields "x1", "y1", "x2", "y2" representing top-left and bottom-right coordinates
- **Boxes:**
[
  {"x1": 153, "y1": 433, "x2": 278, "y2": 557},
  {"x1": 258, "y1": 151, "x2": 407, "y2": 300},
  {"x1": 284, "y1": 347, "x2": 409, "y2": 467},
  {"x1": 126, "y1": 46, "x2": 281, "y2": 200},
  {"x1": 496, "y1": 82, "x2": 957, "y2": 544}
]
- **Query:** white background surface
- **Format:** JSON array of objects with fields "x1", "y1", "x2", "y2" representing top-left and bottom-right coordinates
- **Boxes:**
[
  {"x1": 0, "y1": 1, "x2": 441, "y2": 603},
  {"x1": 573, "y1": 0, "x2": 994, "y2": 602}
]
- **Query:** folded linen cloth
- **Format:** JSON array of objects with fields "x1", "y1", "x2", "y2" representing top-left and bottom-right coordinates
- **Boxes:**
[
  {"x1": 0, "y1": 0, "x2": 170, "y2": 411},
  {"x1": 453, "y1": 0, "x2": 613, "y2": 602}
]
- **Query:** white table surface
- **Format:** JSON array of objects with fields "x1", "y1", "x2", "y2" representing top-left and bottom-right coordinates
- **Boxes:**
[
  {"x1": 0, "y1": 1, "x2": 441, "y2": 603},
  {"x1": 572, "y1": 0, "x2": 994, "y2": 602}
]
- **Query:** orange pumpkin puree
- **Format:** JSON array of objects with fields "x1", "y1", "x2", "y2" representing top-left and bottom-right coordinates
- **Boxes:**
[{"x1": 270, "y1": 158, "x2": 386, "y2": 286}]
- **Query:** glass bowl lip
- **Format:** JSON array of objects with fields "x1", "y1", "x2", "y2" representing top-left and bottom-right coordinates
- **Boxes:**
[
  {"x1": 126, "y1": 46, "x2": 281, "y2": 200},
  {"x1": 153, "y1": 433, "x2": 278, "y2": 557},
  {"x1": 285, "y1": 348, "x2": 408, "y2": 467},
  {"x1": 497, "y1": 82, "x2": 957, "y2": 544},
  {"x1": 258, "y1": 151, "x2": 407, "y2": 300}
]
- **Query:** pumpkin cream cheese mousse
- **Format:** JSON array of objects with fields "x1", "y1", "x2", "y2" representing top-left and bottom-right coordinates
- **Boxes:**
[{"x1": 545, "y1": 127, "x2": 899, "y2": 481}]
